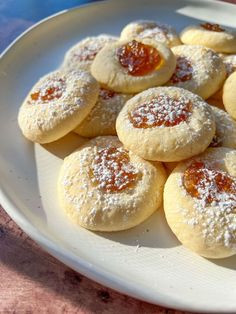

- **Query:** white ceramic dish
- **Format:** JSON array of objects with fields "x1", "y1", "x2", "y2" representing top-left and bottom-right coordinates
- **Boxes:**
[{"x1": 1, "y1": 0, "x2": 236, "y2": 312}]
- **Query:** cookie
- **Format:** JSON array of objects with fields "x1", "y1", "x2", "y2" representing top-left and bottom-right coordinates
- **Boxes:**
[
  {"x1": 58, "y1": 136, "x2": 166, "y2": 231},
  {"x1": 166, "y1": 45, "x2": 226, "y2": 99},
  {"x1": 91, "y1": 39, "x2": 176, "y2": 93},
  {"x1": 61, "y1": 34, "x2": 118, "y2": 72},
  {"x1": 209, "y1": 107, "x2": 236, "y2": 149},
  {"x1": 18, "y1": 69, "x2": 99, "y2": 143},
  {"x1": 180, "y1": 22, "x2": 236, "y2": 53},
  {"x1": 223, "y1": 54, "x2": 236, "y2": 76},
  {"x1": 120, "y1": 20, "x2": 181, "y2": 47},
  {"x1": 164, "y1": 147, "x2": 236, "y2": 258},
  {"x1": 207, "y1": 53, "x2": 236, "y2": 103},
  {"x1": 223, "y1": 71, "x2": 236, "y2": 119},
  {"x1": 74, "y1": 87, "x2": 132, "y2": 137},
  {"x1": 116, "y1": 87, "x2": 215, "y2": 162}
]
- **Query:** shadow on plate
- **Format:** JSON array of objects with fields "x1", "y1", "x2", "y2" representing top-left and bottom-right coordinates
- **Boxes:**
[
  {"x1": 1, "y1": 134, "x2": 47, "y2": 223},
  {"x1": 96, "y1": 209, "x2": 181, "y2": 249},
  {"x1": 208, "y1": 254, "x2": 236, "y2": 271},
  {"x1": 42, "y1": 132, "x2": 88, "y2": 159}
]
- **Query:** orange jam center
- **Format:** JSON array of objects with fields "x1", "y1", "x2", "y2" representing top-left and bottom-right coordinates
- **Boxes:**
[
  {"x1": 30, "y1": 78, "x2": 65, "y2": 103},
  {"x1": 99, "y1": 88, "x2": 117, "y2": 100},
  {"x1": 200, "y1": 23, "x2": 225, "y2": 32},
  {"x1": 170, "y1": 56, "x2": 193, "y2": 83},
  {"x1": 116, "y1": 40, "x2": 162, "y2": 76},
  {"x1": 129, "y1": 95, "x2": 192, "y2": 128},
  {"x1": 183, "y1": 161, "x2": 236, "y2": 204},
  {"x1": 91, "y1": 147, "x2": 139, "y2": 193}
]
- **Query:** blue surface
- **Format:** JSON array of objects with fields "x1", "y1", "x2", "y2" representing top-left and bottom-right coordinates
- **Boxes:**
[
  {"x1": 0, "y1": 0, "x2": 100, "y2": 22},
  {"x1": 0, "y1": 0, "x2": 101, "y2": 52}
]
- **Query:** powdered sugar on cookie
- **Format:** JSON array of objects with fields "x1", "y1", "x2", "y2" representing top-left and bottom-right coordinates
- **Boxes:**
[
  {"x1": 181, "y1": 159, "x2": 236, "y2": 248},
  {"x1": 62, "y1": 35, "x2": 118, "y2": 72},
  {"x1": 169, "y1": 56, "x2": 193, "y2": 84},
  {"x1": 91, "y1": 146, "x2": 139, "y2": 192},
  {"x1": 129, "y1": 94, "x2": 192, "y2": 128}
]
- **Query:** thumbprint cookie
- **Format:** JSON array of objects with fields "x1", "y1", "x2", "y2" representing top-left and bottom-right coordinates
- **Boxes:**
[
  {"x1": 61, "y1": 34, "x2": 118, "y2": 72},
  {"x1": 18, "y1": 69, "x2": 99, "y2": 143},
  {"x1": 209, "y1": 107, "x2": 236, "y2": 149},
  {"x1": 167, "y1": 45, "x2": 226, "y2": 99},
  {"x1": 223, "y1": 71, "x2": 236, "y2": 119},
  {"x1": 120, "y1": 20, "x2": 181, "y2": 47},
  {"x1": 164, "y1": 147, "x2": 236, "y2": 258},
  {"x1": 74, "y1": 87, "x2": 132, "y2": 137},
  {"x1": 91, "y1": 39, "x2": 176, "y2": 93},
  {"x1": 180, "y1": 23, "x2": 236, "y2": 53},
  {"x1": 58, "y1": 136, "x2": 166, "y2": 231},
  {"x1": 116, "y1": 87, "x2": 215, "y2": 162}
]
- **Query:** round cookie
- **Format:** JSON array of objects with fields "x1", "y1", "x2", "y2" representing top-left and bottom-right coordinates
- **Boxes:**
[
  {"x1": 210, "y1": 107, "x2": 236, "y2": 149},
  {"x1": 74, "y1": 87, "x2": 132, "y2": 137},
  {"x1": 180, "y1": 22, "x2": 236, "y2": 53},
  {"x1": 91, "y1": 38, "x2": 176, "y2": 93},
  {"x1": 164, "y1": 147, "x2": 236, "y2": 258},
  {"x1": 58, "y1": 136, "x2": 166, "y2": 231},
  {"x1": 166, "y1": 45, "x2": 226, "y2": 99},
  {"x1": 116, "y1": 86, "x2": 215, "y2": 162},
  {"x1": 223, "y1": 71, "x2": 236, "y2": 119},
  {"x1": 18, "y1": 69, "x2": 99, "y2": 143},
  {"x1": 61, "y1": 34, "x2": 118, "y2": 72},
  {"x1": 120, "y1": 20, "x2": 181, "y2": 47}
]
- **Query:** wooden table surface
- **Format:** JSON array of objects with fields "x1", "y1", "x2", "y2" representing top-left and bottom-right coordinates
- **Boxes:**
[{"x1": 0, "y1": 0, "x2": 235, "y2": 313}]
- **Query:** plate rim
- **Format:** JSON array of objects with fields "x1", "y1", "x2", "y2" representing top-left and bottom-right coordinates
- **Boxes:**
[{"x1": 1, "y1": 0, "x2": 236, "y2": 312}]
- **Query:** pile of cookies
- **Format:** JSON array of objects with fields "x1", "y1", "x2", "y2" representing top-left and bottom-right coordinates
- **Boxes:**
[{"x1": 18, "y1": 20, "x2": 236, "y2": 259}]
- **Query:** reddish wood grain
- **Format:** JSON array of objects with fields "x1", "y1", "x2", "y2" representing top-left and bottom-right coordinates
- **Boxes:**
[{"x1": 0, "y1": 206, "x2": 188, "y2": 314}]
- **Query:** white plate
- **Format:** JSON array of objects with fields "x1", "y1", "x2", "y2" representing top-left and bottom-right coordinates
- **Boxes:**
[{"x1": 1, "y1": 0, "x2": 236, "y2": 312}]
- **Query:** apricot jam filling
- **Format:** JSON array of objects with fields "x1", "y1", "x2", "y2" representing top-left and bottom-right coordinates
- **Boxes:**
[
  {"x1": 99, "y1": 88, "x2": 117, "y2": 100},
  {"x1": 30, "y1": 78, "x2": 65, "y2": 103},
  {"x1": 183, "y1": 161, "x2": 236, "y2": 204},
  {"x1": 200, "y1": 23, "x2": 225, "y2": 32},
  {"x1": 129, "y1": 95, "x2": 192, "y2": 128},
  {"x1": 170, "y1": 56, "x2": 193, "y2": 83},
  {"x1": 90, "y1": 147, "x2": 139, "y2": 193},
  {"x1": 116, "y1": 40, "x2": 162, "y2": 76}
]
